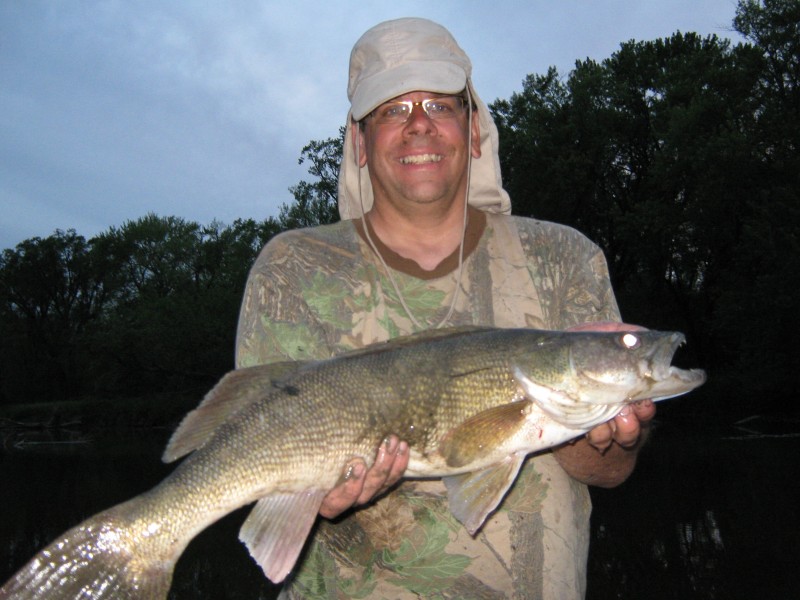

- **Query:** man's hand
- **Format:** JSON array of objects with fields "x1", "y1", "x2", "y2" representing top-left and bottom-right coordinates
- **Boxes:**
[{"x1": 319, "y1": 435, "x2": 409, "y2": 519}]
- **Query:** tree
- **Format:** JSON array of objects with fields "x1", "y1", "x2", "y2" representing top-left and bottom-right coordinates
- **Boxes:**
[
  {"x1": 87, "y1": 215, "x2": 278, "y2": 396},
  {"x1": 280, "y1": 128, "x2": 344, "y2": 228},
  {"x1": 735, "y1": 0, "x2": 800, "y2": 111},
  {"x1": 711, "y1": 0, "x2": 800, "y2": 402},
  {"x1": 0, "y1": 215, "x2": 281, "y2": 405},
  {"x1": 0, "y1": 230, "x2": 107, "y2": 401}
]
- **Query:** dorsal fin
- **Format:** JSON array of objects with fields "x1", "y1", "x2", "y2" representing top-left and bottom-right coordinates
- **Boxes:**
[
  {"x1": 332, "y1": 326, "x2": 494, "y2": 361},
  {"x1": 162, "y1": 361, "x2": 305, "y2": 462}
]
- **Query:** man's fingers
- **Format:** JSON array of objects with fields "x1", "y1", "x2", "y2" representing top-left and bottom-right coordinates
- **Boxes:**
[
  {"x1": 632, "y1": 398, "x2": 656, "y2": 421},
  {"x1": 319, "y1": 435, "x2": 411, "y2": 518},
  {"x1": 319, "y1": 460, "x2": 366, "y2": 519},
  {"x1": 586, "y1": 422, "x2": 614, "y2": 452},
  {"x1": 387, "y1": 440, "x2": 409, "y2": 484},
  {"x1": 585, "y1": 398, "x2": 655, "y2": 452},
  {"x1": 357, "y1": 435, "x2": 407, "y2": 504},
  {"x1": 612, "y1": 406, "x2": 641, "y2": 447}
]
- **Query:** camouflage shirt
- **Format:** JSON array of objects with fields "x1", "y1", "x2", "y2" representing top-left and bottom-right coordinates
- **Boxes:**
[{"x1": 236, "y1": 208, "x2": 620, "y2": 600}]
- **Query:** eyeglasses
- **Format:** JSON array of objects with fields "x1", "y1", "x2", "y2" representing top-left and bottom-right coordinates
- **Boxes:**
[{"x1": 369, "y1": 96, "x2": 467, "y2": 125}]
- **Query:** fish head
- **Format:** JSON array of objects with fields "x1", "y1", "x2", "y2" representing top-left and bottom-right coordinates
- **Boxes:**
[
  {"x1": 563, "y1": 330, "x2": 706, "y2": 404},
  {"x1": 514, "y1": 330, "x2": 706, "y2": 407}
]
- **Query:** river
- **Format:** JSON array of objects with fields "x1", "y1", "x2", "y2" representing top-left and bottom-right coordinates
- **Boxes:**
[{"x1": 1, "y1": 416, "x2": 798, "y2": 599}]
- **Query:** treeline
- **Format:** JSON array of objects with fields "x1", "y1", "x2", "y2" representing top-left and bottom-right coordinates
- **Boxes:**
[
  {"x1": 0, "y1": 216, "x2": 278, "y2": 404},
  {"x1": 1, "y1": 0, "x2": 798, "y2": 419}
]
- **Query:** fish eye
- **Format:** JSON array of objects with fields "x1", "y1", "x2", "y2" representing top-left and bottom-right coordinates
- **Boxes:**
[{"x1": 619, "y1": 332, "x2": 640, "y2": 349}]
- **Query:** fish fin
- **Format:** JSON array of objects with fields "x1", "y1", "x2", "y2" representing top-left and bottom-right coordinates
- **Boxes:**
[
  {"x1": 512, "y1": 367, "x2": 621, "y2": 430},
  {"x1": 0, "y1": 512, "x2": 173, "y2": 599},
  {"x1": 372, "y1": 325, "x2": 492, "y2": 345},
  {"x1": 239, "y1": 490, "x2": 326, "y2": 584},
  {"x1": 331, "y1": 326, "x2": 494, "y2": 361},
  {"x1": 443, "y1": 453, "x2": 526, "y2": 535},
  {"x1": 163, "y1": 361, "x2": 305, "y2": 462},
  {"x1": 438, "y1": 400, "x2": 532, "y2": 468}
]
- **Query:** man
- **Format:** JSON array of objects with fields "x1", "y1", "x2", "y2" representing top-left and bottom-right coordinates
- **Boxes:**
[{"x1": 236, "y1": 17, "x2": 654, "y2": 599}]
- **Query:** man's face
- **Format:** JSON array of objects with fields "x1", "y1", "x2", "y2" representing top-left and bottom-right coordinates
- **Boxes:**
[{"x1": 356, "y1": 91, "x2": 481, "y2": 213}]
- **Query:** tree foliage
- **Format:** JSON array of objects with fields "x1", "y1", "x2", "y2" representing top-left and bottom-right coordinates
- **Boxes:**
[
  {"x1": 0, "y1": 230, "x2": 105, "y2": 400},
  {"x1": 491, "y1": 0, "x2": 800, "y2": 415},
  {"x1": 280, "y1": 128, "x2": 344, "y2": 228},
  {"x1": 0, "y1": 217, "x2": 280, "y2": 403}
]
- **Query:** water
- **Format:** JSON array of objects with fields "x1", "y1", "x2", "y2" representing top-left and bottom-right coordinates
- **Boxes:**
[
  {"x1": 0, "y1": 427, "x2": 279, "y2": 599},
  {"x1": 587, "y1": 418, "x2": 800, "y2": 599},
  {"x1": 1, "y1": 420, "x2": 798, "y2": 599}
]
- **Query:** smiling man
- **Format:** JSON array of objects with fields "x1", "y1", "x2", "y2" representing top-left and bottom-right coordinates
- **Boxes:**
[
  {"x1": 355, "y1": 91, "x2": 480, "y2": 272},
  {"x1": 236, "y1": 17, "x2": 654, "y2": 599}
]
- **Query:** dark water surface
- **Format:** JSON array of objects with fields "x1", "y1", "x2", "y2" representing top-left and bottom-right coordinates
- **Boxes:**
[
  {"x1": 1, "y1": 419, "x2": 798, "y2": 599},
  {"x1": 588, "y1": 418, "x2": 800, "y2": 599},
  {"x1": 0, "y1": 427, "x2": 280, "y2": 599}
]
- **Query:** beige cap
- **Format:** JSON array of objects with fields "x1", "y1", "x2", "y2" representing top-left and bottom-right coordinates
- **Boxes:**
[{"x1": 348, "y1": 18, "x2": 471, "y2": 120}]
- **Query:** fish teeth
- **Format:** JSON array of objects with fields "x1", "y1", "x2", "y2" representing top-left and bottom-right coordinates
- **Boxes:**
[{"x1": 400, "y1": 153, "x2": 442, "y2": 164}]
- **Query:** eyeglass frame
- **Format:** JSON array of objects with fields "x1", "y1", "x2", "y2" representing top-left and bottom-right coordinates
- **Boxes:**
[{"x1": 366, "y1": 94, "x2": 469, "y2": 125}]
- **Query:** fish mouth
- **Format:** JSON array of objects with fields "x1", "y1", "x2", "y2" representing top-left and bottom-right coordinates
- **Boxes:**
[
  {"x1": 399, "y1": 153, "x2": 443, "y2": 165},
  {"x1": 648, "y1": 332, "x2": 686, "y2": 379},
  {"x1": 640, "y1": 332, "x2": 706, "y2": 401}
]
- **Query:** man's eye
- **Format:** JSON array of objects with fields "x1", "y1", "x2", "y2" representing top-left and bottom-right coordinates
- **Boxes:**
[
  {"x1": 426, "y1": 101, "x2": 453, "y2": 115},
  {"x1": 382, "y1": 104, "x2": 409, "y2": 119}
]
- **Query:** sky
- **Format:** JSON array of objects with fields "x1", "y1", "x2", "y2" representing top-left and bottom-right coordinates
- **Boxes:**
[{"x1": 0, "y1": 1, "x2": 744, "y2": 251}]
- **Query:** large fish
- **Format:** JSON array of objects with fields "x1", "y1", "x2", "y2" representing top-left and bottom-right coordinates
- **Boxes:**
[{"x1": 0, "y1": 327, "x2": 705, "y2": 599}]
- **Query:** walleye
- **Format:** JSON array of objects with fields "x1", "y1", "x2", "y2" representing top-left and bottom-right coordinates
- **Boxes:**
[{"x1": 0, "y1": 327, "x2": 705, "y2": 599}]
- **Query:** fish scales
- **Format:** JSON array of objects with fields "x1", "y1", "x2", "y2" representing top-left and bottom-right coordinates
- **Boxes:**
[{"x1": 0, "y1": 326, "x2": 705, "y2": 599}]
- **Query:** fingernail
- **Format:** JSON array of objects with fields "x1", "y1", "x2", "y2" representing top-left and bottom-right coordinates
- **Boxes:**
[
  {"x1": 618, "y1": 407, "x2": 631, "y2": 418},
  {"x1": 396, "y1": 441, "x2": 408, "y2": 456},
  {"x1": 345, "y1": 463, "x2": 364, "y2": 481}
]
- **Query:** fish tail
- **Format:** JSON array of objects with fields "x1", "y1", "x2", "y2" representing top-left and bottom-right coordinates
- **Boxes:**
[{"x1": 0, "y1": 507, "x2": 174, "y2": 600}]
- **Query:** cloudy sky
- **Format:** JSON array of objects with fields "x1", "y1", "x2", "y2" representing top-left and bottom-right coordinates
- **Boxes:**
[{"x1": 0, "y1": 1, "x2": 744, "y2": 250}]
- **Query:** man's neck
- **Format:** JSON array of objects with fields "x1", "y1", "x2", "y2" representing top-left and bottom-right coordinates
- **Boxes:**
[{"x1": 365, "y1": 201, "x2": 467, "y2": 272}]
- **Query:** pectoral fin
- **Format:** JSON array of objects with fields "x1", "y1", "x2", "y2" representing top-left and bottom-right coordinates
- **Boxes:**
[
  {"x1": 239, "y1": 489, "x2": 326, "y2": 584},
  {"x1": 443, "y1": 453, "x2": 526, "y2": 535},
  {"x1": 512, "y1": 367, "x2": 620, "y2": 430},
  {"x1": 438, "y1": 400, "x2": 532, "y2": 468}
]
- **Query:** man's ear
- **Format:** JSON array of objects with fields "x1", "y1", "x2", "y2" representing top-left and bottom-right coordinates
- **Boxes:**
[
  {"x1": 470, "y1": 111, "x2": 481, "y2": 159},
  {"x1": 353, "y1": 119, "x2": 368, "y2": 167}
]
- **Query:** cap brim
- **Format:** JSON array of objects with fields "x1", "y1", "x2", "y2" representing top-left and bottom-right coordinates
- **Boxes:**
[{"x1": 351, "y1": 62, "x2": 467, "y2": 120}]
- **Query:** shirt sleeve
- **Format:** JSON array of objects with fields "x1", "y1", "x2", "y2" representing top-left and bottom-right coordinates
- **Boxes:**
[
  {"x1": 514, "y1": 217, "x2": 621, "y2": 328},
  {"x1": 235, "y1": 232, "x2": 335, "y2": 368},
  {"x1": 559, "y1": 237, "x2": 621, "y2": 327}
]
